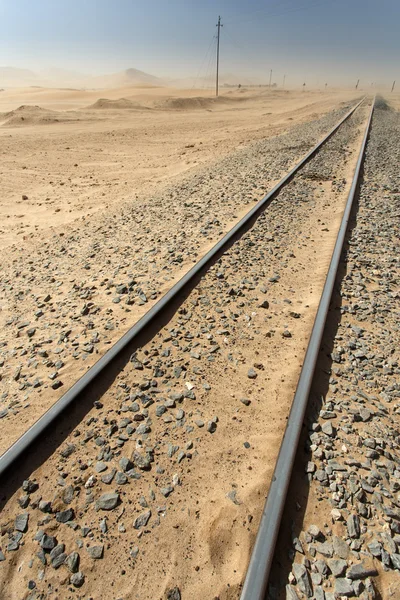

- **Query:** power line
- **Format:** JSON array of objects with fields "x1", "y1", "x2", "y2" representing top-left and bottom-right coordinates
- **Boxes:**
[
  {"x1": 216, "y1": 16, "x2": 223, "y2": 97},
  {"x1": 192, "y1": 34, "x2": 217, "y2": 89}
]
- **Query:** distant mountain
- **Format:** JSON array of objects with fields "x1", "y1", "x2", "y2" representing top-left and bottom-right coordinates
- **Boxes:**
[
  {"x1": 0, "y1": 66, "x2": 165, "y2": 89},
  {"x1": 89, "y1": 68, "x2": 165, "y2": 89}
]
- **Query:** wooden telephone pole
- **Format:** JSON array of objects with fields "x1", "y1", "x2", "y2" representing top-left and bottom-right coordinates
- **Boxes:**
[{"x1": 216, "y1": 16, "x2": 223, "y2": 97}]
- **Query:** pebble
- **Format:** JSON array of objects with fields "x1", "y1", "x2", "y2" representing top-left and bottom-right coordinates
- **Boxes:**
[{"x1": 95, "y1": 493, "x2": 119, "y2": 511}]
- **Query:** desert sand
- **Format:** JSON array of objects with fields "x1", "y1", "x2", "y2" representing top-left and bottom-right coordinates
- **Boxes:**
[
  {"x1": 0, "y1": 85, "x2": 368, "y2": 599},
  {"x1": 0, "y1": 86, "x2": 359, "y2": 248}
]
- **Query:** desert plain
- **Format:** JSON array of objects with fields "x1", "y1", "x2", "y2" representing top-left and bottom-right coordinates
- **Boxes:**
[{"x1": 2, "y1": 84, "x2": 399, "y2": 600}]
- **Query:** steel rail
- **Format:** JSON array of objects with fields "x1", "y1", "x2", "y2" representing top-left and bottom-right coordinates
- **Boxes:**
[
  {"x1": 0, "y1": 97, "x2": 365, "y2": 479},
  {"x1": 239, "y1": 97, "x2": 375, "y2": 600}
]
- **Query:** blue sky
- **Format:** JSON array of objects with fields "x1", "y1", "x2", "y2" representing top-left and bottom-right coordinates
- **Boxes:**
[{"x1": 0, "y1": 0, "x2": 398, "y2": 87}]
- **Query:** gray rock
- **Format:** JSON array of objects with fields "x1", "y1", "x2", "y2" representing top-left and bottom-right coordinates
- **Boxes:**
[
  {"x1": 316, "y1": 542, "x2": 333, "y2": 557},
  {"x1": 333, "y1": 536, "x2": 350, "y2": 559},
  {"x1": 66, "y1": 552, "x2": 80, "y2": 573},
  {"x1": 51, "y1": 552, "x2": 66, "y2": 569},
  {"x1": 56, "y1": 508, "x2": 74, "y2": 523},
  {"x1": 166, "y1": 588, "x2": 181, "y2": 600},
  {"x1": 292, "y1": 563, "x2": 313, "y2": 597},
  {"x1": 285, "y1": 585, "x2": 300, "y2": 600},
  {"x1": 391, "y1": 554, "x2": 400, "y2": 570},
  {"x1": 247, "y1": 368, "x2": 257, "y2": 379},
  {"x1": 334, "y1": 578, "x2": 355, "y2": 597},
  {"x1": 49, "y1": 544, "x2": 65, "y2": 561},
  {"x1": 38, "y1": 501, "x2": 52, "y2": 513},
  {"x1": 132, "y1": 451, "x2": 152, "y2": 470},
  {"x1": 328, "y1": 559, "x2": 347, "y2": 577},
  {"x1": 87, "y1": 545, "x2": 104, "y2": 559},
  {"x1": 347, "y1": 514, "x2": 360, "y2": 539},
  {"x1": 70, "y1": 572, "x2": 85, "y2": 587},
  {"x1": 40, "y1": 534, "x2": 57, "y2": 551},
  {"x1": 95, "y1": 493, "x2": 119, "y2": 510},
  {"x1": 14, "y1": 513, "x2": 29, "y2": 533},
  {"x1": 207, "y1": 421, "x2": 217, "y2": 433},
  {"x1": 133, "y1": 510, "x2": 151, "y2": 529},
  {"x1": 347, "y1": 563, "x2": 378, "y2": 580}
]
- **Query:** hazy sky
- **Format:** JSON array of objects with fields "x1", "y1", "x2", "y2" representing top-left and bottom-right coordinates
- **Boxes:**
[{"x1": 0, "y1": 0, "x2": 398, "y2": 87}]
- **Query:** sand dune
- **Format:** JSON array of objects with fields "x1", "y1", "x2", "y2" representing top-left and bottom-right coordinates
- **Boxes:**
[
  {"x1": 88, "y1": 97, "x2": 148, "y2": 110},
  {"x1": 0, "y1": 104, "x2": 82, "y2": 127}
]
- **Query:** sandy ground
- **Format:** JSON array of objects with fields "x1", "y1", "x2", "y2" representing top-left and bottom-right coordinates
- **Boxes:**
[
  {"x1": 0, "y1": 86, "x2": 361, "y2": 457},
  {"x1": 0, "y1": 91, "x2": 370, "y2": 599},
  {"x1": 0, "y1": 86, "x2": 358, "y2": 248}
]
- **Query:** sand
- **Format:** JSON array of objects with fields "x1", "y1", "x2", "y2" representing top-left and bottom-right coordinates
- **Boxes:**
[
  {"x1": 0, "y1": 84, "x2": 363, "y2": 598},
  {"x1": 0, "y1": 86, "x2": 358, "y2": 249}
]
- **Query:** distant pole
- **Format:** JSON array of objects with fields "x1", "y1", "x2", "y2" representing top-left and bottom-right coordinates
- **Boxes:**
[
  {"x1": 392, "y1": 80, "x2": 396, "y2": 92},
  {"x1": 269, "y1": 69, "x2": 272, "y2": 87},
  {"x1": 325, "y1": 83, "x2": 327, "y2": 90},
  {"x1": 283, "y1": 74, "x2": 286, "y2": 89},
  {"x1": 302, "y1": 82, "x2": 306, "y2": 92},
  {"x1": 355, "y1": 79, "x2": 359, "y2": 89},
  {"x1": 216, "y1": 16, "x2": 223, "y2": 97}
]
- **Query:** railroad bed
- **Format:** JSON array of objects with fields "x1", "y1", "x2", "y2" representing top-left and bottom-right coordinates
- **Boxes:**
[
  {"x1": 0, "y1": 98, "x2": 361, "y2": 456},
  {"x1": 0, "y1": 98, "x2": 384, "y2": 600},
  {"x1": 267, "y1": 99, "x2": 400, "y2": 600}
]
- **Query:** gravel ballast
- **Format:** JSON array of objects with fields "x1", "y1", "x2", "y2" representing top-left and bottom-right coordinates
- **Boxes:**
[{"x1": 273, "y1": 100, "x2": 400, "y2": 600}]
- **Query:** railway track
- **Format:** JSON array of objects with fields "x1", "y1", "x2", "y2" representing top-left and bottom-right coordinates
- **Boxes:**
[
  {"x1": 0, "y1": 96, "x2": 376, "y2": 599},
  {"x1": 240, "y1": 98, "x2": 375, "y2": 600}
]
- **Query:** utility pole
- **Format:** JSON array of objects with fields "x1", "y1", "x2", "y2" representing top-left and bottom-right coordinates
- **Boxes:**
[
  {"x1": 392, "y1": 80, "x2": 396, "y2": 92},
  {"x1": 355, "y1": 79, "x2": 359, "y2": 90},
  {"x1": 269, "y1": 69, "x2": 272, "y2": 87},
  {"x1": 216, "y1": 16, "x2": 223, "y2": 97},
  {"x1": 283, "y1": 74, "x2": 286, "y2": 89}
]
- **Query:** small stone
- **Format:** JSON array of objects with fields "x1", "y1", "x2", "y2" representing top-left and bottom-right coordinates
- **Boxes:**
[
  {"x1": 52, "y1": 552, "x2": 67, "y2": 569},
  {"x1": 56, "y1": 508, "x2": 74, "y2": 523},
  {"x1": 15, "y1": 513, "x2": 29, "y2": 533},
  {"x1": 334, "y1": 578, "x2": 355, "y2": 597},
  {"x1": 115, "y1": 472, "x2": 128, "y2": 485},
  {"x1": 38, "y1": 501, "x2": 52, "y2": 513},
  {"x1": 321, "y1": 422, "x2": 335, "y2": 437},
  {"x1": 95, "y1": 493, "x2": 119, "y2": 511},
  {"x1": 66, "y1": 552, "x2": 80, "y2": 573},
  {"x1": 307, "y1": 524, "x2": 321, "y2": 539},
  {"x1": 40, "y1": 534, "x2": 57, "y2": 551},
  {"x1": 133, "y1": 510, "x2": 151, "y2": 529},
  {"x1": 87, "y1": 545, "x2": 104, "y2": 559},
  {"x1": 166, "y1": 587, "x2": 181, "y2": 600},
  {"x1": 207, "y1": 421, "x2": 217, "y2": 433},
  {"x1": 347, "y1": 563, "x2": 378, "y2": 580},
  {"x1": 22, "y1": 479, "x2": 39, "y2": 494},
  {"x1": 70, "y1": 572, "x2": 85, "y2": 587},
  {"x1": 292, "y1": 563, "x2": 313, "y2": 597},
  {"x1": 247, "y1": 368, "x2": 257, "y2": 379},
  {"x1": 333, "y1": 536, "x2": 350, "y2": 559},
  {"x1": 328, "y1": 559, "x2": 347, "y2": 577},
  {"x1": 347, "y1": 514, "x2": 360, "y2": 539}
]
